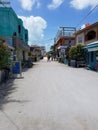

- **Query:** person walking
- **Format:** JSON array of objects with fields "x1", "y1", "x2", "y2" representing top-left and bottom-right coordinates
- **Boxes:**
[{"x1": 47, "y1": 53, "x2": 51, "y2": 62}]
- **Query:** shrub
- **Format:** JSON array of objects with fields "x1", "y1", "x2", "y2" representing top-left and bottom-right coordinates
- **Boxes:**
[
  {"x1": 69, "y1": 44, "x2": 85, "y2": 61},
  {"x1": 0, "y1": 38, "x2": 10, "y2": 70},
  {"x1": 69, "y1": 46, "x2": 77, "y2": 60},
  {"x1": 76, "y1": 44, "x2": 85, "y2": 60},
  {"x1": 65, "y1": 45, "x2": 71, "y2": 60}
]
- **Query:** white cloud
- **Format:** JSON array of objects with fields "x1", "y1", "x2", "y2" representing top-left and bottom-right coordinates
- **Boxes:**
[
  {"x1": 19, "y1": 16, "x2": 47, "y2": 45},
  {"x1": 36, "y1": 1, "x2": 41, "y2": 8},
  {"x1": 70, "y1": 0, "x2": 98, "y2": 10},
  {"x1": 18, "y1": 0, "x2": 41, "y2": 11},
  {"x1": 81, "y1": 24, "x2": 85, "y2": 29},
  {"x1": 48, "y1": 0, "x2": 64, "y2": 10}
]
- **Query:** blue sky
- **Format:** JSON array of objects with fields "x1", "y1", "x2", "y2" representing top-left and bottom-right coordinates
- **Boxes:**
[{"x1": 9, "y1": 0, "x2": 98, "y2": 50}]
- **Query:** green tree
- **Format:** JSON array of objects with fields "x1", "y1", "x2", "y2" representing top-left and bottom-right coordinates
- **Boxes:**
[
  {"x1": 0, "y1": 38, "x2": 10, "y2": 70},
  {"x1": 69, "y1": 44, "x2": 85, "y2": 61},
  {"x1": 76, "y1": 44, "x2": 85, "y2": 60},
  {"x1": 69, "y1": 46, "x2": 77, "y2": 60},
  {"x1": 50, "y1": 45, "x2": 55, "y2": 55},
  {"x1": 65, "y1": 45, "x2": 71, "y2": 60}
]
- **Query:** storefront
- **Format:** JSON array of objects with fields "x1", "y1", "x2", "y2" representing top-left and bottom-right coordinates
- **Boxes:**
[{"x1": 84, "y1": 41, "x2": 98, "y2": 70}]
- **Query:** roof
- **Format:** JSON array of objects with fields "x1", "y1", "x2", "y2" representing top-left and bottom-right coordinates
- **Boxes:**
[
  {"x1": 75, "y1": 22, "x2": 98, "y2": 35},
  {"x1": 3, "y1": 42, "x2": 15, "y2": 50}
]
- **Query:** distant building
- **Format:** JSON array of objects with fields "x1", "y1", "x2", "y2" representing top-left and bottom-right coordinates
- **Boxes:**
[
  {"x1": 0, "y1": 7, "x2": 30, "y2": 62},
  {"x1": 30, "y1": 45, "x2": 45, "y2": 61},
  {"x1": 54, "y1": 27, "x2": 76, "y2": 49},
  {"x1": 54, "y1": 27, "x2": 76, "y2": 62}
]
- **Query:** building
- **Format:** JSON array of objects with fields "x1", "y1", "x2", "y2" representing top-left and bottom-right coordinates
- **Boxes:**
[
  {"x1": 75, "y1": 22, "x2": 98, "y2": 70},
  {"x1": 30, "y1": 45, "x2": 45, "y2": 61},
  {"x1": 54, "y1": 27, "x2": 76, "y2": 62},
  {"x1": 55, "y1": 27, "x2": 76, "y2": 49},
  {"x1": 0, "y1": 7, "x2": 30, "y2": 62},
  {"x1": 75, "y1": 22, "x2": 98, "y2": 45}
]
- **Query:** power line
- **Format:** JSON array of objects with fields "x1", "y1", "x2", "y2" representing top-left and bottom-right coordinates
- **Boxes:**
[
  {"x1": 76, "y1": 3, "x2": 98, "y2": 28},
  {"x1": 89, "y1": 9, "x2": 98, "y2": 23}
]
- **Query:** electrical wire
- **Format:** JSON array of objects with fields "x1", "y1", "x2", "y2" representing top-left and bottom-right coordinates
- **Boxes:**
[{"x1": 76, "y1": 3, "x2": 98, "y2": 28}]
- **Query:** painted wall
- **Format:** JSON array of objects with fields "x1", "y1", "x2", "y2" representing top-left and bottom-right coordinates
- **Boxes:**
[
  {"x1": 0, "y1": 7, "x2": 28, "y2": 44},
  {"x1": 76, "y1": 33, "x2": 85, "y2": 45},
  {"x1": 0, "y1": 7, "x2": 18, "y2": 36},
  {"x1": 76, "y1": 24, "x2": 98, "y2": 45}
]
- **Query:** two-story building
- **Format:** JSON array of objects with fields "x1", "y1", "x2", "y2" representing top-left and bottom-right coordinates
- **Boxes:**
[
  {"x1": 0, "y1": 7, "x2": 30, "y2": 62},
  {"x1": 54, "y1": 27, "x2": 76, "y2": 62},
  {"x1": 75, "y1": 22, "x2": 98, "y2": 70}
]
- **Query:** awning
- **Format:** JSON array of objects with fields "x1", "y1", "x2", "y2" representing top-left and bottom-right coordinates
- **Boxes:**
[
  {"x1": 3, "y1": 42, "x2": 15, "y2": 50},
  {"x1": 84, "y1": 41, "x2": 98, "y2": 52}
]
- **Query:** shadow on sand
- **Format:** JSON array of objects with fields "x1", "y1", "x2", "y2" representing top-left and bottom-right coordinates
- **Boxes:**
[
  {"x1": 0, "y1": 79, "x2": 16, "y2": 110},
  {"x1": 0, "y1": 78, "x2": 30, "y2": 110}
]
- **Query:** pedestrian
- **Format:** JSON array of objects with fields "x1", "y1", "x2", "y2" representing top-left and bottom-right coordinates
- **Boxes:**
[{"x1": 47, "y1": 53, "x2": 51, "y2": 62}]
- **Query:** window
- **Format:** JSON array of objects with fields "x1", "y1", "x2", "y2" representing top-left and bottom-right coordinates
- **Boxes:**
[
  {"x1": 25, "y1": 34, "x2": 28, "y2": 40},
  {"x1": 18, "y1": 25, "x2": 21, "y2": 33},
  {"x1": 13, "y1": 32, "x2": 17, "y2": 36},
  {"x1": 85, "y1": 30, "x2": 96, "y2": 41}
]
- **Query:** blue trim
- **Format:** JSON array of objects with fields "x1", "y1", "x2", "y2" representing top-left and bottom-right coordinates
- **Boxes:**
[
  {"x1": 84, "y1": 43, "x2": 98, "y2": 49},
  {"x1": 84, "y1": 42, "x2": 98, "y2": 49}
]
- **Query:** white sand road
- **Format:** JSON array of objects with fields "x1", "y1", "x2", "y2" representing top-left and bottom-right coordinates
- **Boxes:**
[{"x1": 0, "y1": 57, "x2": 98, "y2": 130}]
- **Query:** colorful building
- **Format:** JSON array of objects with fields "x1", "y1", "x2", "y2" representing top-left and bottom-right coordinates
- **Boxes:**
[
  {"x1": 55, "y1": 27, "x2": 76, "y2": 49},
  {"x1": 75, "y1": 22, "x2": 98, "y2": 70},
  {"x1": 0, "y1": 7, "x2": 30, "y2": 62},
  {"x1": 54, "y1": 27, "x2": 76, "y2": 63},
  {"x1": 30, "y1": 45, "x2": 45, "y2": 61}
]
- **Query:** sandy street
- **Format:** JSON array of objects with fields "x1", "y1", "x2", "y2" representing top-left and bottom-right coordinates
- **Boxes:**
[{"x1": 0, "y1": 58, "x2": 98, "y2": 130}]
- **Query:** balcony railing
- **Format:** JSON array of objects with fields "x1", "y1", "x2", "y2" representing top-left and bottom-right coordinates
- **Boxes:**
[{"x1": 55, "y1": 27, "x2": 76, "y2": 43}]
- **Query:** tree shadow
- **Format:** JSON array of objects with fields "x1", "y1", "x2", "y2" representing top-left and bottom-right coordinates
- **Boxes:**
[
  {"x1": 22, "y1": 63, "x2": 37, "y2": 72},
  {"x1": 0, "y1": 79, "x2": 16, "y2": 110},
  {"x1": 0, "y1": 79, "x2": 31, "y2": 110},
  {"x1": 0, "y1": 79, "x2": 31, "y2": 130},
  {"x1": 1, "y1": 99, "x2": 30, "y2": 104}
]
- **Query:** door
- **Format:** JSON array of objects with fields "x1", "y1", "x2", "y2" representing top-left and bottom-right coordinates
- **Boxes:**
[{"x1": 89, "y1": 51, "x2": 95, "y2": 69}]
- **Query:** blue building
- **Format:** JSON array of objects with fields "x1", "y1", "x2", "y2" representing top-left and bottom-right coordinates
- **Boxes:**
[
  {"x1": 0, "y1": 7, "x2": 30, "y2": 61},
  {"x1": 84, "y1": 41, "x2": 98, "y2": 70}
]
